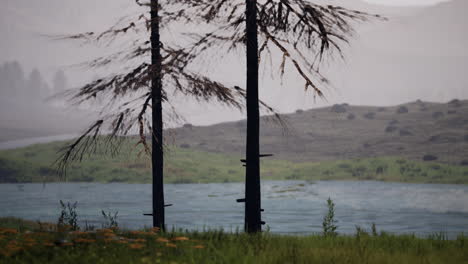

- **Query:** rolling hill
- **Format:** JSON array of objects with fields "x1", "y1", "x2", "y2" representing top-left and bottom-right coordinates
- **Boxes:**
[{"x1": 169, "y1": 100, "x2": 468, "y2": 165}]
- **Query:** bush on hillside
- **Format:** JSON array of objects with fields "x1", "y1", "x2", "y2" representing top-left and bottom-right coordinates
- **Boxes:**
[
  {"x1": 385, "y1": 126, "x2": 398, "y2": 133},
  {"x1": 422, "y1": 155, "x2": 438, "y2": 161},
  {"x1": 399, "y1": 129, "x2": 413, "y2": 136},
  {"x1": 432, "y1": 112, "x2": 444, "y2": 119},
  {"x1": 330, "y1": 104, "x2": 347, "y2": 113},
  {"x1": 346, "y1": 113, "x2": 356, "y2": 120},
  {"x1": 363, "y1": 112, "x2": 376, "y2": 120},
  {"x1": 448, "y1": 99, "x2": 462, "y2": 108},
  {"x1": 396, "y1": 106, "x2": 409, "y2": 114}
]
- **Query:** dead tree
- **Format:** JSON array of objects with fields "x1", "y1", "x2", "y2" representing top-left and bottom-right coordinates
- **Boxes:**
[
  {"x1": 55, "y1": 0, "x2": 277, "y2": 230},
  {"x1": 168, "y1": 0, "x2": 381, "y2": 233}
]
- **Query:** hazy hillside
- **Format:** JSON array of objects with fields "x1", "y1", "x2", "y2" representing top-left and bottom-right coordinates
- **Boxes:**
[{"x1": 169, "y1": 100, "x2": 468, "y2": 165}]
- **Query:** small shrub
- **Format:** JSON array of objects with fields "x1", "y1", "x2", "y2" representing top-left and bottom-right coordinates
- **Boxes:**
[
  {"x1": 423, "y1": 155, "x2": 438, "y2": 162},
  {"x1": 388, "y1": 119, "x2": 399, "y2": 126},
  {"x1": 464, "y1": 135, "x2": 468, "y2": 142},
  {"x1": 183, "y1": 123, "x2": 193, "y2": 128},
  {"x1": 346, "y1": 113, "x2": 356, "y2": 120},
  {"x1": 399, "y1": 129, "x2": 413, "y2": 136},
  {"x1": 338, "y1": 163, "x2": 351, "y2": 169},
  {"x1": 447, "y1": 110, "x2": 457, "y2": 115},
  {"x1": 396, "y1": 106, "x2": 409, "y2": 114},
  {"x1": 371, "y1": 223, "x2": 378, "y2": 236},
  {"x1": 432, "y1": 112, "x2": 444, "y2": 119},
  {"x1": 295, "y1": 109, "x2": 304, "y2": 114},
  {"x1": 322, "y1": 198, "x2": 338, "y2": 237},
  {"x1": 330, "y1": 104, "x2": 347, "y2": 113},
  {"x1": 385, "y1": 126, "x2": 398, "y2": 133},
  {"x1": 363, "y1": 112, "x2": 376, "y2": 120},
  {"x1": 180, "y1": 143, "x2": 191, "y2": 149},
  {"x1": 460, "y1": 160, "x2": 468, "y2": 166},
  {"x1": 58, "y1": 200, "x2": 79, "y2": 231},
  {"x1": 377, "y1": 107, "x2": 386, "y2": 112},
  {"x1": 448, "y1": 99, "x2": 462, "y2": 108},
  {"x1": 101, "y1": 210, "x2": 119, "y2": 229}
]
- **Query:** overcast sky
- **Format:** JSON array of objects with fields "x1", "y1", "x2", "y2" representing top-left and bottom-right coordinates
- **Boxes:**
[{"x1": 364, "y1": 0, "x2": 448, "y2": 5}]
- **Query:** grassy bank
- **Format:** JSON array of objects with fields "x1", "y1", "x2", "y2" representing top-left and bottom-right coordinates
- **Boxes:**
[
  {"x1": 0, "y1": 218, "x2": 467, "y2": 264},
  {"x1": 1, "y1": 140, "x2": 468, "y2": 184}
]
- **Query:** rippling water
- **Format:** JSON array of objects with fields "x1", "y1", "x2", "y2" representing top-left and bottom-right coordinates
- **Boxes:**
[{"x1": 1, "y1": 181, "x2": 467, "y2": 238}]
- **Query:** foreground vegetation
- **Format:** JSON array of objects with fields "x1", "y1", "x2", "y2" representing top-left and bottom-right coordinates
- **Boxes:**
[
  {"x1": 1, "y1": 139, "x2": 467, "y2": 184},
  {"x1": 0, "y1": 217, "x2": 466, "y2": 264}
]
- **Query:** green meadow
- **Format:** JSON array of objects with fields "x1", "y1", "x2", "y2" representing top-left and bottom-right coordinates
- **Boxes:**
[{"x1": 1, "y1": 139, "x2": 467, "y2": 184}]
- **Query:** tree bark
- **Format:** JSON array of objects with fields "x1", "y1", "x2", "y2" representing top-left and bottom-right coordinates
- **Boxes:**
[
  {"x1": 151, "y1": 0, "x2": 165, "y2": 230},
  {"x1": 245, "y1": 0, "x2": 261, "y2": 233}
]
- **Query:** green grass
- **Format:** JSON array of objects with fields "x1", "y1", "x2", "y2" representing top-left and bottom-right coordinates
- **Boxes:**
[
  {"x1": 0, "y1": 218, "x2": 467, "y2": 264},
  {"x1": 1, "y1": 139, "x2": 468, "y2": 184}
]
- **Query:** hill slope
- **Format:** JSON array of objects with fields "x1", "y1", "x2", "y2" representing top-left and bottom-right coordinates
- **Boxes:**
[{"x1": 170, "y1": 100, "x2": 468, "y2": 165}]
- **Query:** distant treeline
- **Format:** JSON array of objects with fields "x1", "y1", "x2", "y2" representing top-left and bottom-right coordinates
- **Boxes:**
[{"x1": 0, "y1": 61, "x2": 68, "y2": 107}]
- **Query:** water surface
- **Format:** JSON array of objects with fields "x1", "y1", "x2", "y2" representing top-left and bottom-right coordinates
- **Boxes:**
[{"x1": 1, "y1": 181, "x2": 467, "y2": 238}]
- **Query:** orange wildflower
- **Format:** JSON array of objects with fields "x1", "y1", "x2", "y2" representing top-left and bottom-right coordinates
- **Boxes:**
[
  {"x1": 156, "y1": 238, "x2": 170, "y2": 243},
  {"x1": 165, "y1": 243, "x2": 177, "y2": 248},
  {"x1": 103, "y1": 232, "x2": 116, "y2": 238},
  {"x1": 172, "y1": 236, "x2": 189, "y2": 241},
  {"x1": 70, "y1": 231, "x2": 88, "y2": 236},
  {"x1": 150, "y1": 227, "x2": 160, "y2": 233},
  {"x1": 43, "y1": 242, "x2": 55, "y2": 247},
  {"x1": 74, "y1": 238, "x2": 96, "y2": 244},
  {"x1": 0, "y1": 229, "x2": 18, "y2": 235},
  {"x1": 98, "y1": 229, "x2": 114, "y2": 233},
  {"x1": 130, "y1": 231, "x2": 147, "y2": 235},
  {"x1": 129, "y1": 243, "x2": 145, "y2": 249},
  {"x1": 192, "y1": 245, "x2": 205, "y2": 249},
  {"x1": 134, "y1": 238, "x2": 147, "y2": 243}
]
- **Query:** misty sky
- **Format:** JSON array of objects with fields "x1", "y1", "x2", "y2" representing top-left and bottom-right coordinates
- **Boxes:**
[
  {"x1": 364, "y1": 0, "x2": 447, "y2": 5},
  {"x1": 1, "y1": 0, "x2": 467, "y2": 129}
]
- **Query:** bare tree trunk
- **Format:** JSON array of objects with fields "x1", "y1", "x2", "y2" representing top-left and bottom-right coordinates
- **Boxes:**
[
  {"x1": 151, "y1": 0, "x2": 165, "y2": 230},
  {"x1": 245, "y1": 0, "x2": 261, "y2": 233}
]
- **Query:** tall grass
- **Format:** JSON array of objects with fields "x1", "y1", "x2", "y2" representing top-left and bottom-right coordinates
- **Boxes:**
[{"x1": 0, "y1": 218, "x2": 466, "y2": 264}]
